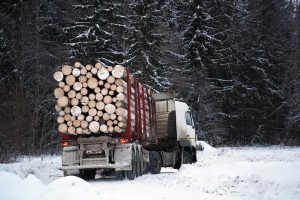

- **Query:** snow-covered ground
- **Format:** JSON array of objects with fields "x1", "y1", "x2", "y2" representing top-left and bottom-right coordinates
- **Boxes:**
[{"x1": 1, "y1": 143, "x2": 300, "y2": 200}]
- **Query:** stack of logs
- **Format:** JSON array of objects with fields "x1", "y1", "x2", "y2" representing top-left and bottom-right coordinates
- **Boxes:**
[{"x1": 53, "y1": 62, "x2": 134, "y2": 135}]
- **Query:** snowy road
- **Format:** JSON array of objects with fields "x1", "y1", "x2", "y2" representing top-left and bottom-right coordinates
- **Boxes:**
[{"x1": 1, "y1": 143, "x2": 300, "y2": 200}]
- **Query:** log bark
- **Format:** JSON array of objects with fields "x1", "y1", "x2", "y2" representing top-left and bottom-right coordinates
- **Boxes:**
[
  {"x1": 54, "y1": 71, "x2": 64, "y2": 82},
  {"x1": 54, "y1": 88, "x2": 64, "y2": 98},
  {"x1": 57, "y1": 96, "x2": 69, "y2": 107},
  {"x1": 62, "y1": 65, "x2": 72, "y2": 75}
]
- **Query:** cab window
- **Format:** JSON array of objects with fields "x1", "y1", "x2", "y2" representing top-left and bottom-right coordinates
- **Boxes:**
[{"x1": 185, "y1": 112, "x2": 193, "y2": 126}]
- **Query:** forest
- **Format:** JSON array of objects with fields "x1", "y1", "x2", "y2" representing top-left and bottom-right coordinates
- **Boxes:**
[{"x1": 0, "y1": 0, "x2": 299, "y2": 162}]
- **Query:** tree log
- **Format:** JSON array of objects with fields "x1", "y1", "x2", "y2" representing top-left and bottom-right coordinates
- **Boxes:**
[
  {"x1": 108, "y1": 90, "x2": 114, "y2": 96},
  {"x1": 107, "y1": 76, "x2": 115, "y2": 84},
  {"x1": 81, "y1": 120, "x2": 88, "y2": 129},
  {"x1": 82, "y1": 105, "x2": 89, "y2": 113},
  {"x1": 86, "y1": 72, "x2": 93, "y2": 79},
  {"x1": 79, "y1": 75, "x2": 87, "y2": 83},
  {"x1": 80, "y1": 67, "x2": 87, "y2": 75},
  {"x1": 58, "y1": 81, "x2": 65, "y2": 88},
  {"x1": 107, "y1": 66, "x2": 113, "y2": 72},
  {"x1": 107, "y1": 120, "x2": 113, "y2": 126},
  {"x1": 100, "y1": 124, "x2": 108, "y2": 133},
  {"x1": 86, "y1": 115, "x2": 93, "y2": 122},
  {"x1": 66, "y1": 75, "x2": 76, "y2": 86},
  {"x1": 97, "y1": 67, "x2": 109, "y2": 80},
  {"x1": 96, "y1": 93, "x2": 103, "y2": 101},
  {"x1": 68, "y1": 126, "x2": 75, "y2": 134},
  {"x1": 63, "y1": 85, "x2": 71, "y2": 92},
  {"x1": 116, "y1": 86, "x2": 124, "y2": 93},
  {"x1": 89, "y1": 93, "x2": 96, "y2": 101},
  {"x1": 81, "y1": 88, "x2": 88, "y2": 95},
  {"x1": 64, "y1": 107, "x2": 71, "y2": 114},
  {"x1": 81, "y1": 96, "x2": 89, "y2": 105},
  {"x1": 54, "y1": 71, "x2": 64, "y2": 82},
  {"x1": 110, "y1": 84, "x2": 116, "y2": 91},
  {"x1": 82, "y1": 82, "x2": 88, "y2": 88},
  {"x1": 57, "y1": 96, "x2": 69, "y2": 107},
  {"x1": 64, "y1": 114, "x2": 71, "y2": 121},
  {"x1": 96, "y1": 101, "x2": 105, "y2": 111},
  {"x1": 97, "y1": 110, "x2": 103, "y2": 117},
  {"x1": 112, "y1": 65, "x2": 125, "y2": 78},
  {"x1": 86, "y1": 64, "x2": 92, "y2": 71},
  {"x1": 67, "y1": 90, "x2": 76, "y2": 99},
  {"x1": 62, "y1": 65, "x2": 72, "y2": 75},
  {"x1": 58, "y1": 123, "x2": 68, "y2": 133},
  {"x1": 77, "y1": 114, "x2": 85, "y2": 121},
  {"x1": 87, "y1": 77, "x2": 98, "y2": 89},
  {"x1": 76, "y1": 127, "x2": 83, "y2": 134},
  {"x1": 94, "y1": 116, "x2": 100, "y2": 121},
  {"x1": 116, "y1": 93, "x2": 125, "y2": 101},
  {"x1": 71, "y1": 98, "x2": 79, "y2": 106},
  {"x1": 54, "y1": 88, "x2": 64, "y2": 98},
  {"x1": 104, "y1": 83, "x2": 111, "y2": 89},
  {"x1": 71, "y1": 106, "x2": 81, "y2": 117},
  {"x1": 73, "y1": 120, "x2": 81, "y2": 128},
  {"x1": 95, "y1": 62, "x2": 102, "y2": 69},
  {"x1": 55, "y1": 105, "x2": 62, "y2": 112},
  {"x1": 88, "y1": 100, "x2": 96, "y2": 108},
  {"x1": 89, "y1": 121, "x2": 100, "y2": 133},
  {"x1": 73, "y1": 82, "x2": 82, "y2": 91},
  {"x1": 108, "y1": 126, "x2": 114, "y2": 133},
  {"x1": 91, "y1": 67, "x2": 98, "y2": 75},
  {"x1": 98, "y1": 80, "x2": 104, "y2": 86},
  {"x1": 103, "y1": 113, "x2": 110, "y2": 121},
  {"x1": 101, "y1": 88, "x2": 108, "y2": 95},
  {"x1": 74, "y1": 62, "x2": 82, "y2": 68},
  {"x1": 57, "y1": 116, "x2": 64, "y2": 124},
  {"x1": 105, "y1": 104, "x2": 116, "y2": 114},
  {"x1": 75, "y1": 92, "x2": 82, "y2": 100},
  {"x1": 72, "y1": 68, "x2": 81, "y2": 77},
  {"x1": 94, "y1": 87, "x2": 101, "y2": 94},
  {"x1": 110, "y1": 113, "x2": 116, "y2": 120},
  {"x1": 103, "y1": 96, "x2": 112, "y2": 104},
  {"x1": 67, "y1": 121, "x2": 73, "y2": 126},
  {"x1": 88, "y1": 108, "x2": 97, "y2": 117}
]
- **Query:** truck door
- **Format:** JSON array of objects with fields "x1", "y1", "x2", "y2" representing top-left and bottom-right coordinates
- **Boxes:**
[{"x1": 185, "y1": 111, "x2": 196, "y2": 146}]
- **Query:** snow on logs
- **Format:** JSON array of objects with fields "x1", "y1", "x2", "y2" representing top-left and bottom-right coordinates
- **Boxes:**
[{"x1": 53, "y1": 62, "x2": 144, "y2": 135}]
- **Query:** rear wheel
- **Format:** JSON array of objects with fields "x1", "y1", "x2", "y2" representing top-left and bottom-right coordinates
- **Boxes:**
[
  {"x1": 80, "y1": 169, "x2": 96, "y2": 180},
  {"x1": 125, "y1": 152, "x2": 137, "y2": 180},
  {"x1": 182, "y1": 151, "x2": 192, "y2": 164},
  {"x1": 136, "y1": 150, "x2": 143, "y2": 177},
  {"x1": 149, "y1": 151, "x2": 161, "y2": 174}
]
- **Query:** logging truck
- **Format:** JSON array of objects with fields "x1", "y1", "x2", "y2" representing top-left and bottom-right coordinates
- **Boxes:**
[{"x1": 54, "y1": 62, "x2": 197, "y2": 180}]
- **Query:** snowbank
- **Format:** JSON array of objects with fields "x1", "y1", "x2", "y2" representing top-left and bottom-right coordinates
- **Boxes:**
[
  {"x1": 0, "y1": 172, "x2": 102, "y2": 200},
  {"x1": 0, "y1": 146, "x2": 300, "y2": 200}
]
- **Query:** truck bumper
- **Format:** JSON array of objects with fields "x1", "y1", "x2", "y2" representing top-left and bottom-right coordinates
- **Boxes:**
[{"x1": 60, "y1": 163, "x2": 130, "y2": 171}]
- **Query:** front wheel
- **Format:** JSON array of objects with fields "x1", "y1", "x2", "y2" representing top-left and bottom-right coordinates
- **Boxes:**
[
  {"x1": 80, "y1": 169, "x2": 96, "y2": 180},
  {"x1": 182, "y1": 151, "x2": 192, "y2": 164}
]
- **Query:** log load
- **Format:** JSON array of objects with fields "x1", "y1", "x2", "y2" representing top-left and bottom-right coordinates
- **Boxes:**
[{"x1": 53, "y1": 62, "x2": 151, "y2": 135}]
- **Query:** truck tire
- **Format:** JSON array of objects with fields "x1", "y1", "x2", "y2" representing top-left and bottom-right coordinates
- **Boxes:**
[
  {"x1": 115, "y1": 171, "x2": 125, "y2": 180},
  {"x1": 80, "y1": 169, "x2": 96, "y2": 180},
  {"x1": 182, "y1": 151, "x2": 192, "y2": 164},
  {"x1": 126, "y1": 152, "x2": 137, "y2": 180},
  {"x1": 149, "y1": 151, "x2": 161, "y2": 174},
  {"x1": 136, "y1": 151, "x2": 142, "y2": 177}
]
